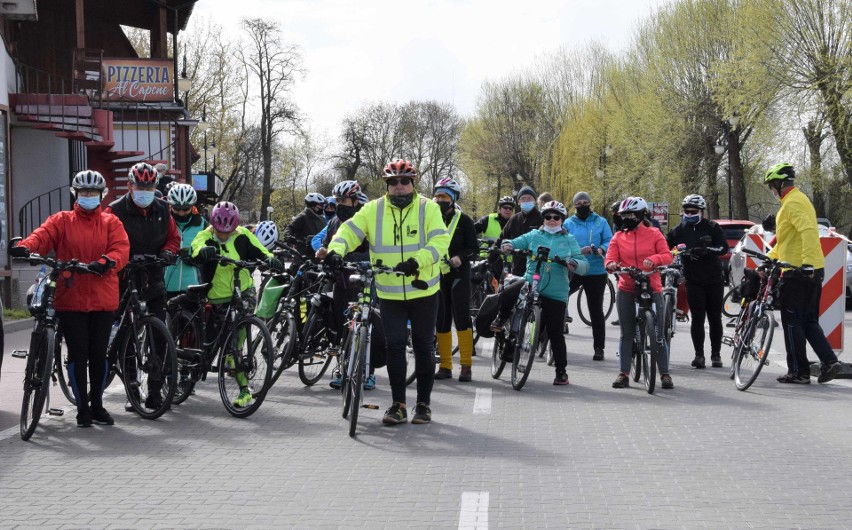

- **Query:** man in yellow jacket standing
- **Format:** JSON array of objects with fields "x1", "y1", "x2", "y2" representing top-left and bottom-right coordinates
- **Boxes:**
[
  {"x1": 764, "y1": 163, "x2": 842, "y2": 384},
  {"x1": 326, "y1": 159, "x2": 450, "y2": 425}
]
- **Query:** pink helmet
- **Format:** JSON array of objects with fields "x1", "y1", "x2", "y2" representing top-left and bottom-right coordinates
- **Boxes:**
[{"x1": 210, "y1": 201, "x2": 240, "y2": 232}]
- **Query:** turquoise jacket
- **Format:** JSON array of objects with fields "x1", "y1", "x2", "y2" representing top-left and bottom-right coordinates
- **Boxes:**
[
  {"x1": 563, "y1": 212, "x2": 612, "y2": 276},
  {"x1": 507, "y1": 228, "x2": 589, "y2": 302},
  {"x1": 165, "y1": 213, "x2": 206, "y2": 293}
]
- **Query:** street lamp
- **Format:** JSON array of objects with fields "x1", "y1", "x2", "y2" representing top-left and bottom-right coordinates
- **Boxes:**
[
  {"x1": 714, "y1": 114, "x2": 739, "y2": 220},
  {"x1": 177, "y1": 54, "x2": 192, "y2": 94}
]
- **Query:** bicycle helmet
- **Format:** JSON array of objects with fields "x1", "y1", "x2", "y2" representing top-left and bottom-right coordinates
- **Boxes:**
[
  {"x1": 128, "y1": 162, "x2": 159, "y2": 187},
  {"x1": 304, "y1": 192, "x2": 326, "y2": 207},
  {"x1": 681, "y1": 194, "x2": 707, "y2": 210},
  {"x1": 167, "y1": 183, "x2": 197, "y2": 208},
  {"x1": 540, "y1": 200, "x2": 568, "y2": 219},
  {"x1": 618, "y1": 196, "x2": 648, "y2": 214},
  {"x1": 210, "y1": 201, "x2": 240, "y2": 232},
  {"x1": 382, "y1": 158, "x2": 416, "y2": 179},
  {"x1": 356, "y1": 191, "x2": 369, "y2": 205},
  {"x1": 498, "y1": 196, "x2": 515, "y2": 207},
  {"x1": 332, "y1": 180, "x2": 361, "y2": 200},
  {"x1": 434, "y1": 177, "x2": 462, "y2": 201},
  {"x1": 71, "y1": 170, "x2": 106, "y2": 191},
  {"x1": 611, "y1": 200, "x2": 623, "y2": 213},
  {"x1": 254, "y1": 220, "x2": 279, "y2": 250},
  {"x1": 325, "y1": 197, "x2": 337, "y2": 208},
  {"x1": 764, "y1": 162, "x2": 795, "y2": 183}
]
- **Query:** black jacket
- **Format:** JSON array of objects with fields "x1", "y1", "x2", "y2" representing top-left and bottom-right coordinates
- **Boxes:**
[
  {"x1": 442, "y1": 207, "x2": 478, "y2": 280},
  {"x1": 666, "y1": 218, "x2": 729, "y2": 284},
  {"x1": 284, "y1": 207, "x2": 326, "y2": 258},
  {"x1": 501, "y1": 208, "x2": 543, "y2": 276}
]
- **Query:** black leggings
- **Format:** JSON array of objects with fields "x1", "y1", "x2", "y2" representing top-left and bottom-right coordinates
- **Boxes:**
[
  {"x1": 685, "y1": 280, "x2": 724, "y2": 355},
  {"x1": 380, "y1": 293, "x2": 439, "y2": 405},
  {"x1": 437, "y1": 273, "x2": 472, "y2": 333},
  {"x1": 57, "y1": 311, "x2": 114, "y2": 411},
  {"x1": 569, "y1": 273, "x2": 608, "y2": 350}
]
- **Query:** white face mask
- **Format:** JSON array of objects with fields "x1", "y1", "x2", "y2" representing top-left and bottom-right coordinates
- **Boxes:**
[{"x1": 542, "y1": 224, "x2": 562, "y2": 234}]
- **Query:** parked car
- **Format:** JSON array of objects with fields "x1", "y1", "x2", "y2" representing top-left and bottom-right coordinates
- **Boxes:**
[
  {"x1": 817, "y1": 217, "x2": 832, "y2": 229},
  {"x1": 715, "y1": 219, "x2": 756, "y2": 284}
]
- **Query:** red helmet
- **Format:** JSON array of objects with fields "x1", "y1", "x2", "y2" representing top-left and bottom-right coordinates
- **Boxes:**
[
  {"x1": 382, "y1": 159, "x2": 416, "y2": 179},
  {"x1": 128, "y1": 162, "x2": 159, "y2": 187}
]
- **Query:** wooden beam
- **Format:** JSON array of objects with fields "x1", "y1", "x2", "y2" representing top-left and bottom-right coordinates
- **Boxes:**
[
  {"x1": 150, "y1": 6, "x2": 168, "y2": 58},
  {"x1": 75, "y1": 0, "x2": 85, "y2": 49}
]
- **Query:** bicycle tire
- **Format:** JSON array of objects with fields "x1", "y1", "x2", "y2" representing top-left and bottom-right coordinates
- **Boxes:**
[
  {"x1": 603, "y1": 277, "x2": 615, "y2": 320},
  {"x1": 349, "y1": 326, "x2": 367, "y2": 438},
  {"x1": 53, "y1": 331, "x2": 76, "y2": 405},
  {"x1": 491, "y1": 334, "x2": 506, "y2": 379},
  {"x1": 168, "y1": 309, "x2": 202, "y2": 405},
  {"x1": 512, "y1": 305, "x2": 540, "y2": 391},
  {"x1": 577, "y1": 276, "x2": 616, "y2": 326},
  {"x1": 122, "y1": 315, "x2": 178, "y2": 419},
  {"x1": 642, "y1": 310, "x2": 657, "y2": 394},
  {"x1": 297, "y1": 310, "x2": 333, "y2": 386},
  {"x1": 630, "y1": 327, "x2": 642, "y2": 383},
  {"x1": 269, "y1": 310, "x2": 298, "y2": 385},
  {"x1": 341, "y1": 328, "x2": 355, "y2": 418},
  {"x1": 663, "y1": 293, "x2": 675, "y2": 344},
  {"x1": 21, "y1": 326, "x2": 54, "y2": 441},
  {"x1": 405, "y1": 327, "x2": 417, "y2": 386},
  {"x1": 735, "y1": 311, "x2": 774, "y2": 391},
  {"x1": 729, "y1": 304, "x2": 748, "y2": 380},
  {"x1": 722, "y1": 288, "x2": 740, "y2": 318},
  {"x1": 218, "y1": 315, "x2": 274, "y2": 418}
]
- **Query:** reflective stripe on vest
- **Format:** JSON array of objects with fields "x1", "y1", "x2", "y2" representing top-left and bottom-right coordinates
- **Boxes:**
[{"x1": 440, "y1": 208, "x2": 462, "y2": 274}]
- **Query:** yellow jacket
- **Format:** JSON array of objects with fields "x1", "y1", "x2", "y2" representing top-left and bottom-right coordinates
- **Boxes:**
[
  {"x1": 328, "y1": 193, "x2": 450, "y2": 300},
  {"x1": 767, "y1": 187, "x2": 824, "y2": 268}
]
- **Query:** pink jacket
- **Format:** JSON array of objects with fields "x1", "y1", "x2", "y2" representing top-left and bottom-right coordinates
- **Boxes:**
[{"x1": 605, "y1": 223, "x2": 672, "y2": 293}]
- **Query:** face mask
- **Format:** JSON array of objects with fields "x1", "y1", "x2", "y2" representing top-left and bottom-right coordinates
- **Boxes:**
[
  {"x1": 622, "y1": 218, "x2": 640, "y2": 230},
  {"x1": 132, "y1": 190, "x2": 156, "y2": 208},
  {"x1": 172, "y1": 211, "x2": 191, "y2": 223},
  {"x1": 542, "y1": 224, "x2": 562, "y2": 234},
  {"x1": 575, "y1": 205, "x2": 591, "y2": 219},
  {"x1": 683, "y1": 213, "x2": 701, "y2": 225},
  {"x1": 325, "y1": 211, "x2": 336, "y2": 221},
  {"x1": 437, "y1": 201, "x2": 453, "y2": 215},
  {"x1": 519, "y1": 202, "x2": 535, "y2": 213},
  {"x1": 389, "y1": 192, "x2": 414, "y2": 209},
  {"x1": 336, "y1": 205, "x2": 356, "y2": 221},
  {"x1": 770, "y1": 187, "x2": 781, "y2": 202},
  {"x1": 77, "y1": 196, "x2": 101, "y2": 211}
]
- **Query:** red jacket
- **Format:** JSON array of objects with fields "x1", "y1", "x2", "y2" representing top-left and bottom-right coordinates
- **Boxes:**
[
  {"x1": 605, "y1": 223, "x2": 672, "y2": 294},
  {"x1": 19, "y1": 204, "x2": 130, "y2": 311}
]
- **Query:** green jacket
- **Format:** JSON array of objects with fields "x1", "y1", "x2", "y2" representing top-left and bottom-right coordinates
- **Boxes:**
[{"x1": 191, "y1": 225, "x2": 272, "y2": 302}]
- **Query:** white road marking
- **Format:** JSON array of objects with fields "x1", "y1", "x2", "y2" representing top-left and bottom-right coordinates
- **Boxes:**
[
  {"x1": 472, "y1": 388, "x2": 491, "y2": 414},
  {"x1": 458, "y1": 491, "x2": 489, "y2": 530}
]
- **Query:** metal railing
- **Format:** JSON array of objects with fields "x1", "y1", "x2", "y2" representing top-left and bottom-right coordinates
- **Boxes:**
[{"x1": 17, "y1": 186, "x2": 72, "y2": 237}]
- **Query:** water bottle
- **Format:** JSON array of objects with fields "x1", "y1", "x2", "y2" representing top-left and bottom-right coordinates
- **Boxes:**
[
  {"x1": 108, "y1": 320, "x2": 120, "y2": 348},
  {"x1": 299, "y1": 296, "x2": 308, "y2": 324}
]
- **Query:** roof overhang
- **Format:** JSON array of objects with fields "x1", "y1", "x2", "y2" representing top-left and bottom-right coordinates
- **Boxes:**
[{"x1": 0, "y1": 0, "x2": 38, "y2": 21}]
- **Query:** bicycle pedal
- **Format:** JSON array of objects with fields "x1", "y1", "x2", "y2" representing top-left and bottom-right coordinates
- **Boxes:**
[
  {"x1": 11, "y1": 350, "x2": 28, "y2": 359},
  {"x1": 47, "y1": 408, "x2": 65, "y2": 416},
  {"x1": 362, "y1": 404, "x2": 380, "y2": 410}
]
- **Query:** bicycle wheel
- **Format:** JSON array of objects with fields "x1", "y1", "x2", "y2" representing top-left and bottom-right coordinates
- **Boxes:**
[
  {"x1": 297, "y1": 310, "x2": 333, "y2": 386},
  {"x1": 122, "y1": 315, "x2": 178, "y2": 419},
  {"x1": 603, "y1": 277, "x2": 615, "y2": 320},
  {"x1": 341, "y1": 328, "x2": 355, "y2": 418},
  {"x1": 491, "y1": 333, "x2": 506, "y2": 379},
  {"x1": 405, "y1": 326, "x2": 417, "y2": 386},
  {"x1": 21, "y1": 326, "x2": 55, "y2": 441},
  {"x1": 269, "y1": 310, "x2": 298, "y2": 385},
  {"x1": 512, "y1": 305, "x2": 540, "y2": 391},
  {"x1": 734, "y1": 311, "x2": 774, "y2": 391},
  {"x1": 663, "y1": 293, "x2": 675, "y2": 344},
  {"x1": 722, "y1": 288, "x2": 740, "y2": 318},
  {"x1": 168, "y1": 309, "x2": 202, "y2": 405},
  {"x1": 641, "y1": 310, "x2": 658, "y2": 394},
  {"x1": 577, "y1": 277, "x2": 616, "y2": 326},
  {"x1": 218, "y1": 315, "x2": 274, "y2": 418},
  {"x1": 729, "y1": 304, "x2": 748, "y2": 380},
  {"x1": 53, "y1": 331, "x2": 75, "y2": 405},
  {"x1": 576, "y1": 285, "x2": 590, "y2": 326},
  {"x1": 348, "y1": 326, "x2": 367, "y2": 438}
]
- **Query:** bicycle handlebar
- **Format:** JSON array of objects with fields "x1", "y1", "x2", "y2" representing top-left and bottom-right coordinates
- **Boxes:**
[{"x1": 14, "y1": 254, "x2": 106, "y2": 276}]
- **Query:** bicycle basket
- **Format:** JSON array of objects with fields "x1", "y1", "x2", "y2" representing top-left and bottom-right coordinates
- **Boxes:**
[
  {"x1": 256, "y1": 277, "x2": 287, "y2": 319},
  {"x1": 26, "y1": 274, "x2": 49, "y2": 316},
  {"x1": 740, "y1": 268, "x2": 761, "y2": 302}
]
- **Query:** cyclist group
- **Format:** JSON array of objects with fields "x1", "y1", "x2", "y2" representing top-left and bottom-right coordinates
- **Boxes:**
[{"x1": 9, "y1": 158, "x2": 844, "y2": 430}]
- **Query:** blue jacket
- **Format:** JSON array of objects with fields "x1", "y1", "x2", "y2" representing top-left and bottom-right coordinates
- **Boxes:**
[
  {"x1": 563, "y1": 212, "x2": 612, "y2": 276},
  {"x1": 165, "y1": 213, "x2": 206, "y2": 293},
  {"x1": 311, "y1": 223, "x2": 329, "y2": 252},
  {"x1": 507, "y1": 228, "x2": 589, "y2": 302}
]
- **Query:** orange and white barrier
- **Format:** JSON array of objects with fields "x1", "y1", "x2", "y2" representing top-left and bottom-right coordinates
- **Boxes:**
[
  {"x1": 819, "y1": 237, "x2": 846, "y2": 353},
  {"x1": 743, "y1": 233, "x2": 770, "y2": 270}
]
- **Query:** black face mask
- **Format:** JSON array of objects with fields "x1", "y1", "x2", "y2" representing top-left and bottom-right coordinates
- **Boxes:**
[
  {"x1": 171, "y1": 211, "x2": 191, "y2": 223},
  {"x1": 575, "y1": 205, "x2": 591, "y2": 219},
  {"x1": 622, "y1": 218, "x2": 640, "y2": 230},
  {"x1": 437, "y1": 201, "x2": 454, "y2": 215},
  {"x1": 389, "y1": 192, "x2": 414, "y2": 209},
  {"x1": 336, "y1": 204, "x2": 356, "y2": 221}
]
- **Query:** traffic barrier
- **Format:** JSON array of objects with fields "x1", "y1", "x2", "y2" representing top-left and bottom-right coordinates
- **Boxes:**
[
  {"x1": 819, "y1": 237, "x2": 846, "y2": 353},
  {"x1": 743, "y1": 233, "x2": 769, "y2": 270}
]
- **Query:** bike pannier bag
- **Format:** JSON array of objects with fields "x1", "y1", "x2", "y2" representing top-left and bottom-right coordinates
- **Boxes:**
[
  {"x1": 256, "y1": 277, "x2": 287, "y2": 319},
  {"x1": 474, "y1": 293, "x2": 500, "y2": 339}
]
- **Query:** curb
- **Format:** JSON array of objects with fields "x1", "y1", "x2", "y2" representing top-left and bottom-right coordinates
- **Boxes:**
[{"x1": 3, "y1": 318, "x2": 34, "y2": 334}]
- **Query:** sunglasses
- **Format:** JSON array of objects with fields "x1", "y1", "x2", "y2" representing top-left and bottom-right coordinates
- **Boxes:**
[
  {"x1": 500, "y1": 205, "x2": 513, "y2": 210},
  {"x1": 543, "y1": 214, "x2": 563, "y2": 221},
  {"x1": 386, "y1": 177, "x2": 413, "y2": 187},
  {"x1": 172, "y1": 206, "x2": 192, "y2": 213}
]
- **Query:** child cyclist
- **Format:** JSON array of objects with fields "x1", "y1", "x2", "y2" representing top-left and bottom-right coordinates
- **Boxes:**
[
  {"x1": 191, "y1": 201, "x2": 284, "y2": 407},
  {"x1": 165, "y1": 183, "x2": 207, "y2": 298},
  {"x1": 494, "y1": 200, "x2": 589, "y2": 385}
]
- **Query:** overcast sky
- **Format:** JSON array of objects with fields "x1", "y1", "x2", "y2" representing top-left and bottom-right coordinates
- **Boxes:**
[{"x1": 193, "y1": 0, "x2": 672, "y2": 138}]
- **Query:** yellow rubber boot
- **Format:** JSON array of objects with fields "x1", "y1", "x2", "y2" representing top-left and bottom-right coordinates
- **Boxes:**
[
  {"x1": 458, "y1": 328, "x2": 474, "y2": 368},
  {"x1": 436, "y1": 331, "x2": 454, "y2": 371}
]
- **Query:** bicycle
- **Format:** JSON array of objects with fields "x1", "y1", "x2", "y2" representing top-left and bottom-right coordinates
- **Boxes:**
[
  {"x1": 613, "y1": 266, "x2": 665, "y2": 394},
  {"x1": 659, "y1": 245, "x2": 687, "y2": 348},
  {"x1": 12, "y1": 252, "x2": 105, "y2": 440},
  {"x1": 575, "y1": 245, "x2": 616, "y2": 326},
  {"x1": 166, "y1": 254, "x2": 274, "y2": 417}
]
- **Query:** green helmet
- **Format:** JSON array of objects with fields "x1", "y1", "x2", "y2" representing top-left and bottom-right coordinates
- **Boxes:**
[{"x1": 764, "y1": 163, "x2": 794, "y2": 183}]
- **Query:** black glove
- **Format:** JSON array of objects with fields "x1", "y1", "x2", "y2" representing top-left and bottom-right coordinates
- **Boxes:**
[
  {"x1": 324, "y1": 250, "x2": 343, "y2": 271},
  {"x1": 393, "y1": 257, "x2": 419, "y2": 276},
  {"x1": 691, "y1": 246, "x2": 708, "y2": 257},
  {"x1": 159, "y1": 250, "x2": 176, "y2": 265},
  {"x1": 196, "y1": 246, "x2": 217, "y2": 261},
  {"x1": 265, "y1": 256, "x2": 284, "y2": 273},
  {"x1": 87, "y1": 260, "x2": 107, "y2": 275},
  {"x1": 10, "y1": 245, "x2": 30, "y2": 258},
  {"x1": 801, "y1": 264, "x2": 815, "y2": 279}
]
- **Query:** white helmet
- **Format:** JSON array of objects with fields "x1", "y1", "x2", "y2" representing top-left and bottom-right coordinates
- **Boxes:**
[
  {"x1": 305, "y1": 192, "x2": 326, "y2": 206},
  {"x1": 254, "y1": 220, "x2": 279, "y2": 250},
  {"x1": 72, "y1": 170, "x2": 106, "y2": 191},
  {"x1": 618, "y1": 196, "x2": 648, "y2": 214},
  {"x1": 167, "y1": 183, "x2": 197, "y2": 208},
  {"x1": 356, "y1": 191, "x2": 369, "y2": 205},
  {"x1": 540, "y1": 200, "x2": 568, "y2": 219},
  {"x1": 433, "y1": 177, "x2": 463, "y2": 200},
  {"x1": 332, "y1": 180, "x2": 361, "y2": 200},
  {"x1": 682, "y1": 194, "x2": 707, "y2": 210}
]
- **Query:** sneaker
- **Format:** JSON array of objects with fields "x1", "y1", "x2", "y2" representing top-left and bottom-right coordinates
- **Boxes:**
[
  {"x1": 565, "y1": 315, "x2": 573, "y2": 324},
  {"x1": 553, "y1": 370, "x2": 569, "y2": 385},
  {"x1": 490, "y1": 315, "x2": 509, "y2": 333},
  {"x1": 818, "y1": 362, "x2": 842, "y2": 384},
  {"x1": 612, "y1": 372, "x2": 630, "y2": 388},
  {"x1": 711, "y1": 354, "x2": 723, "y2": 368},
  {"x1": 363, "y1": 374, "x2": 376, "y2": 390},
  {"x1": 691, "y1": 354, "x2": 706, "y2": 369},
  {"x1": 434, "y1": 367, "x2": 453, "y2": 380},
  {"x1": 382, "y1": 402, "x2": 408, "y2": 425},
  {"x1": 411, "y1": 402, "x2": 432, "y2": 424},
  {"x1": 76, "y1": 410, "x2": 92, "y2": 428},
  {"x1": 661, "y1": 374, "x2": 674, "y2": 389},
  {"x1": 778, "y1": 373, "x2": 810, "y2": 384},
  {"x1": 593, "y1": 348, "x2": 605, "y2": 361},
  {"x1": 777, "y1": 373, "x2": 796, "y2": 383},
  {"x1": 329, "y1": 369, "x2": 342, "y2": 390},
  {"x1": 144, "y1": 394, "x2": 164, "y2": 410},
  {"x1": 91, "y1": 407, "x2": 115, "y2": 426},
  {"x1": 233, "y1": 388, "x2": 253, "y2": 407},
  {"x1": 459, "y1": 366, "x2": 472, "y2": 382}
]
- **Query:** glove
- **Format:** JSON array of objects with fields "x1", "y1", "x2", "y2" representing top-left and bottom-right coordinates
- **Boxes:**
[
  {"x1": 196, "y1": 246, "x2": 217, "y2": 261},
  {"x1": 265, "y1": 256, "x2": 284, "y2": 273},
  {"x1": 801, "y1": 264, "x2": 815, "y2": 279},
  {"x1": 691, "y1": 246, "x2": 708, "y2": 257},
  {"x1": 580, "y1": 246, "x2": 592, "y2": 255},
  {"x1": 324, "y1": 250, "x2": 343, "y2": 271},
  {"x1": 159, "y1": 250, "x2": 176, "y2": 265},
  {"x1": 87, "y1": 260, "x2": 107, "y2": 275},
  {"x1": 393, "y1": 257, "x2": 419, "y2": 276},
  {"x1": 10, "y1": 245, "x2": 30, "y2": 258}
]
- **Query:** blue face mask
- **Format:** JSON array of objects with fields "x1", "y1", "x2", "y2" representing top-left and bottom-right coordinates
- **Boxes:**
[
  {"x1": 77, "y1": 196, "x2": 101, "y2": 211},
  {"x1": 683, "y1": 213, "x2": 701, "y2": 225},
  {"x1": 519, "y1": 202, "x2": 535, "y2": 213},
  {"x1": 132, "y1": 190, "x2": 156, "y2": 208}
]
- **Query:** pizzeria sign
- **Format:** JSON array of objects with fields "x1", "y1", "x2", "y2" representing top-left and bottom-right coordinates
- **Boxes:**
[{"x1": 102, "y1": 59, "x2": 174, "y2": 102}]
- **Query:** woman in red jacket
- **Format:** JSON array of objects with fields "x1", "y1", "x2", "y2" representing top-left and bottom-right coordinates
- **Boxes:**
[
  {"x1": 11, "y1": 170, "x2": 129, "y2": 427},
  {"x1": 604, "y1": 197, "x2": 674, "y2": 390}
]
